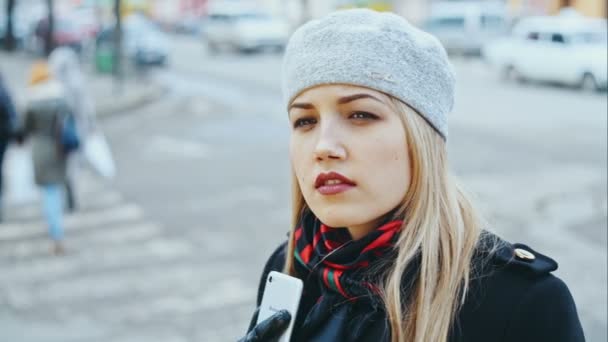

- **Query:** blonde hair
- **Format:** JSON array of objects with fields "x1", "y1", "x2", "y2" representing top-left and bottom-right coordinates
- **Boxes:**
[
  {"x1": 284, "y1": 97, "x2": 486, "y2": 341},
  {"x1": 29, "y1": 61, "x2": 52, "y2": 85}
]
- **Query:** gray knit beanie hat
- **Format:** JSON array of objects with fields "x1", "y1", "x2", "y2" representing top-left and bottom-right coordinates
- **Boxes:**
[{"x1": 282, "y1": 9, "x2": 455, "y2": 139}]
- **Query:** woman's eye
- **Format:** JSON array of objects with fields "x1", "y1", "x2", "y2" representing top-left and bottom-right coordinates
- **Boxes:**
[
  {"x1": 349, "y1": 111, "x2": 378, "y2": 120},
  {"x1": 293, "y1": 118, "x2": 317, "y2": 128}
]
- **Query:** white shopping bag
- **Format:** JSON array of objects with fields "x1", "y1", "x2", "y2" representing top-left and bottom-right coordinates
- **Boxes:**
[
  {"x1": 3, "y1": 143, "x2": 38, "y2": 204},
  {"x1": 82, "y1": 131, "x2": 116, "y2": 179}
]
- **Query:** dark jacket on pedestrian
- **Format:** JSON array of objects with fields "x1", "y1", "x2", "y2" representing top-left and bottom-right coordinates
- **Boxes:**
[
  {"x1": 254, "y1": 231, "x2": 585, "y2": 342},
  {"x1": 0, "y1": 75, "x2": 17, "y2": 143},
  {"x1": 22, "y1": 79, "x2": 70, "y2": 186}
]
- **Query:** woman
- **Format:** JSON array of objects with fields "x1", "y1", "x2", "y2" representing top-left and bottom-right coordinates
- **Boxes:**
[
  {"x1": 240, "y1": 9, "x2": 585, "y2": 342},
  {"x1": 49, "y1": 47, "x2": 95, "y2": 212},
  {"x1": 20, "y1": 61, "x2": 73, "y2": 255}
]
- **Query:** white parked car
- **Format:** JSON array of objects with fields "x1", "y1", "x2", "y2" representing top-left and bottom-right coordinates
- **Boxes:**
[
  {"x1": 423, "y1": 1, "x2": 510, "y2": 56},
  {"x1": 96, "y1": 14, "x2": 169, "y2": 67},
  {"x1": 202, "y1": 11, "x2": 289, "y2": 53},
  {"x1": 483, "y1": 15, "x2": 608, "y2": 91},
  {"x1": 123, "y1": 14, "x2": 170, "y2": 66}
]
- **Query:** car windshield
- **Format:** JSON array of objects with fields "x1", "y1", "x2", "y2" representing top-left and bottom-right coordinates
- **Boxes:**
[
  {"x1": 235, "y1": 13, "x2": 272, "y2": 21},
  {"x1": 481, "y1": 15, "x2": 505, "y2": 28},
  {"x1": 125, "y1": 15, "x2": 157, "y2": 34},
  {"x1": 571, "y1": 31, "x2": 607, "y2": 44},
  {"x1": 427, "y1": 16, "x2": 466, "y2": 29}
]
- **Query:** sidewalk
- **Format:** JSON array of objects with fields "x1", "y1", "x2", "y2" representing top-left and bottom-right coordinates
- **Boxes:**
[{"x1": 0, "y1": 51, "x2": 166, "y2": 119}]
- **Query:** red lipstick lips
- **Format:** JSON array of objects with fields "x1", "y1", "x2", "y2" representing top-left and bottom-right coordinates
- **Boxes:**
[{"x1": 315, "y1": 172, "x2": 356, "y2": 195}]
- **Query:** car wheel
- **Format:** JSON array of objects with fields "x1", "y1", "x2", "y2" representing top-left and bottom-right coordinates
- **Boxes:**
[
  {"x1": 580, "y1": 73, "x2": 599, "y2": 92},
  {"x1": 503, "y1": 65, "x2": 524, "y2": 83},
  {"x1": 273, "y1": 45, "x2": 285, "y2": 54},
  {"x1": 238, "y1": 46, "x2": 256, "y2": 54},
  {"x1": 207, "y1": 41, "x2": 219, "y2": 55}
]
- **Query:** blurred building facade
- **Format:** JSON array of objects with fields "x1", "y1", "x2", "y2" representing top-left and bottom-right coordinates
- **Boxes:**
[
  {"x1": 550, "y1": 0, "x2": 606, "y2": 17},
  {"x1": 508, "y1": 0, "x2": 607, "y2": 17},
  {"x1": 149, "y1": 0, "x2": 208, "y2": 26},
  {"x1": 256, "y1": 0, "x2": 427, "y2": 26},
  {"x1": 254, "y1": 0, "x2": 606, "y2": 27}
]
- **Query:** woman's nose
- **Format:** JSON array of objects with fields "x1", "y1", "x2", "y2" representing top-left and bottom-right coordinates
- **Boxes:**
[{"x1": 314, "y1": 124, "x2": 346, "y2": 161}]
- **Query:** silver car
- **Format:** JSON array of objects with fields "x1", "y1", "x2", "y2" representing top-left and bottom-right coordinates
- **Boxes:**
[
  {"x1": 202, "y1": 11, "x2": 289, "y2": 53},
  {"x1": 422, "y1": 1, "x2": 509, "y2": 56}
]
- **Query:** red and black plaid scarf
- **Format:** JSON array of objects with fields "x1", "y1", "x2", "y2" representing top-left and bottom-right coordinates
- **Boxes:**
[{"x1": 293, "y1": 210, "x2": 403, "y2": 299}]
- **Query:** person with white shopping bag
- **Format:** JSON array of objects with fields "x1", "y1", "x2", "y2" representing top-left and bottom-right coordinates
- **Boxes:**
[
  {"x1": 17, "y1": 61, "x2": 79, "y2": 255},
  {"x1": 48, "y1": 48, "x2": 116, "y2": 212}
]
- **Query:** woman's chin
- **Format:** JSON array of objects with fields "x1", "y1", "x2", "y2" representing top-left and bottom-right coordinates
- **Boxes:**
[{"x1": 312, "y1": 209, "x2": 368, "y2": 229}]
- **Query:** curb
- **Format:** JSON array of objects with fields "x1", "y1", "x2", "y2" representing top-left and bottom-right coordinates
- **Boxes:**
[{"x1": 96, "y1": 83, "x2": 168, "y2": 120}]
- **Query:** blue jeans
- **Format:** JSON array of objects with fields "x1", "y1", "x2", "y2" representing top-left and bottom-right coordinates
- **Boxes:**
[{"x1": 42, "y1": 184, "x2": 64, "y2": 241}]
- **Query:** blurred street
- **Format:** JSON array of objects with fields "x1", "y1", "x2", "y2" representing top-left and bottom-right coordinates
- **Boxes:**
[{"x1": 1, "y1": 31, "x2": 607, "y2": 342}]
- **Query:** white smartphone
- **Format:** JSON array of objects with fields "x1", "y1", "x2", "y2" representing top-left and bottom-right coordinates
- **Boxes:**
[{"x1": 257, "y1": 271, "x2": 303, "y2": 342}]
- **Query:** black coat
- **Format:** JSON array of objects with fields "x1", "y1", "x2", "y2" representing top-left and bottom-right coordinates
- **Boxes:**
[
  {"x1": 253, "y1": 235, "x2": 585, "y2": 342},
  {"x1": 0, "y1": 78, "x2": 17, "y2": 142}
]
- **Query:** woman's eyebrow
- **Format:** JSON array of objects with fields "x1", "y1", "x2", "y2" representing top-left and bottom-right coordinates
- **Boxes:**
[
  {"x1": 337, "y1": 93, "x2": 383, "y2": 105},
  {"x1": 289, "y1": 93, "x2": 384, "y2": 112},
  {"x1": 289, "y1": 102, "x2": 314, "y2": 111}
]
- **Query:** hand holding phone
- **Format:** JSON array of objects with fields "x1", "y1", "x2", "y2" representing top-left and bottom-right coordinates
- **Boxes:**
[
  {"x1": 256, "y1": 271, "x2": 303, "y2": 342},
  {"x1": 239, "y1": 308, "x2": 291, "y2": 342}
]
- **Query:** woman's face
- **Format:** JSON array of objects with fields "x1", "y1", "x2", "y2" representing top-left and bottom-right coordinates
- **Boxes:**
[{"x1": 289, "y1": 84, "x2": 411, "y2": 239}]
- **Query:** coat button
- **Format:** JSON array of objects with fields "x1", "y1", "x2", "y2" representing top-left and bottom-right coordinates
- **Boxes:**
[{"x1": 514, "y1": 248, "x2": 536, "y2": 261}]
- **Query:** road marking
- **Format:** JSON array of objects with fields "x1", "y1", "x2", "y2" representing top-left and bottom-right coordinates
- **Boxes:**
[
  {"x1": 0, "y1": 204, "x2": 145, "y2": 241},
  {"x1": 4, "y1": 190, "x2": 125, "y2": 222},
  {"x1": 0, "y1": 239, "x2": 194, "y2": 285},
  {"x1": 0, "y1": 222, "x2": 163, "y2": 260},
  {"x1": 2, "y1": 262, "x2": 240, "y2": 310},
  {"x1": 92, "y1": 276, "x2": 256, "y2": 323},
  {"x1": 144, "y1": 135, "x2": 211, "y2": 160}
]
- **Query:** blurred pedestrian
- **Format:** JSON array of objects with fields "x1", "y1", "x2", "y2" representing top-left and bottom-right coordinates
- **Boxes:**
[
  {"x1": 49, "y1": 47, "x2": 94, "y2": 212},
  {"x1": 18, "y1": 61, "x2": 79, "y2": 255},
  {"x1": 0, "y1": 73, "x2": 18, "y2": 222},
  {"x1": 240, "y1": 9, "x2": 584, "y2": 342}
]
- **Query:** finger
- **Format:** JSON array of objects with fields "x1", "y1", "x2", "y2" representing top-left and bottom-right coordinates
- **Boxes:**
[
  {"x1": 247, "y1": 310, "x2": 292, "y2": 342},
  {"x1": 247, "y1": 307, "x2": 260, "y2": 333}
]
